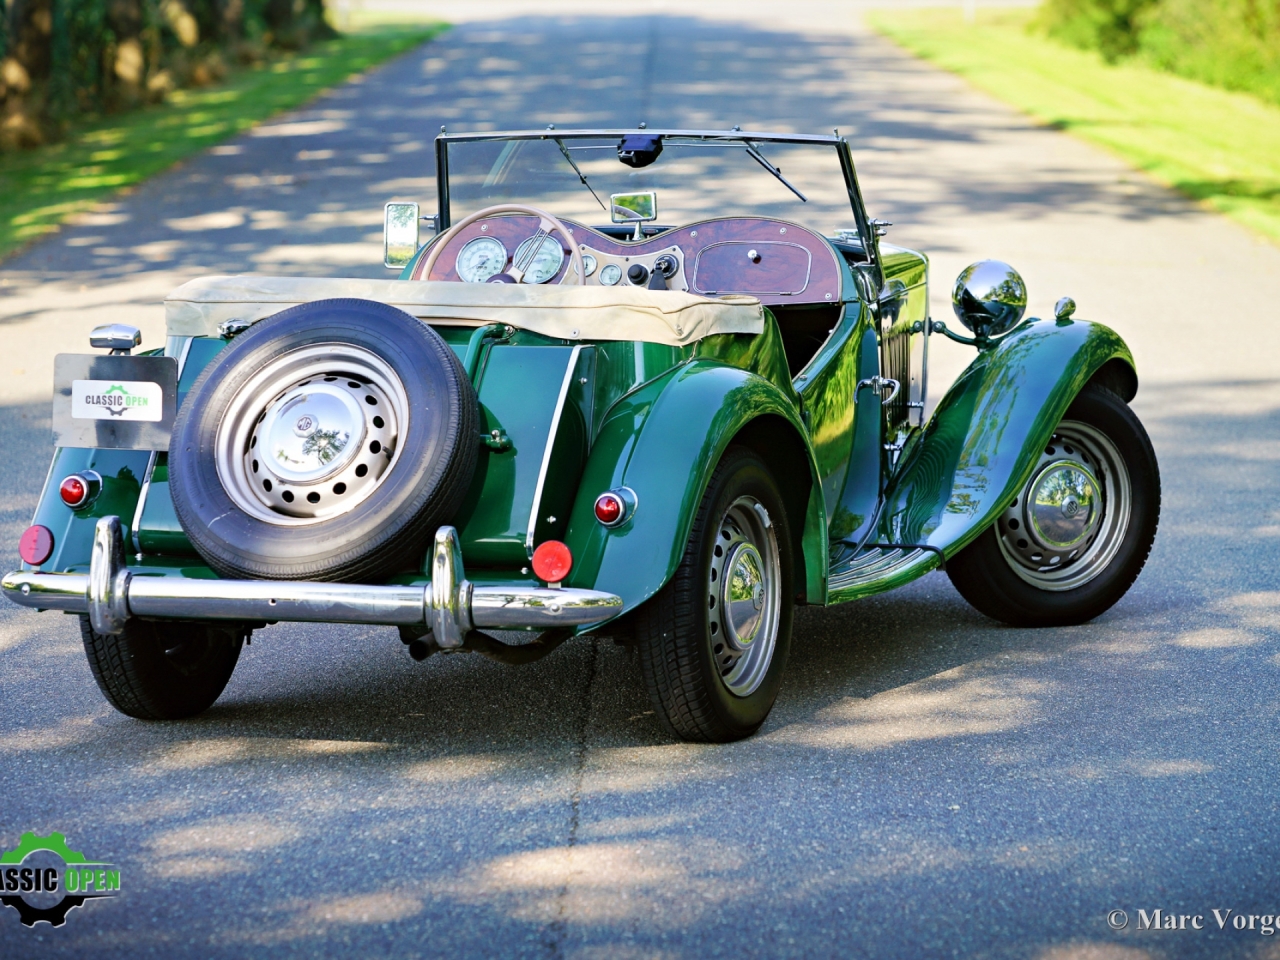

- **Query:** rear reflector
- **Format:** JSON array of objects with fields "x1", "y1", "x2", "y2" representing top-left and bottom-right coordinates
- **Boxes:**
[
  {"x1": 531, "y1": 540, "x2": 572, "y2": 584},
  {"x1": 19, "y1": 525, "x2": 55, "y2": 566}
]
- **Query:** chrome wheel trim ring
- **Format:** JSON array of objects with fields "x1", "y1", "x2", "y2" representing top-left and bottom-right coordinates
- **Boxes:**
[
  {"x1": 997, "y1": 420, "x2": 1131, "y2": 591},
  {"x1": 215, "y1": 344, "x2": 408, "y2": 526},
  {"x1": 707, "y1": 497, "x2": 781, "y2": 697}
]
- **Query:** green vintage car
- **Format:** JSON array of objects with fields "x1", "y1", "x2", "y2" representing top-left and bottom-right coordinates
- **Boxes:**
[{"x1": 4, "y1": 129, "x2": 1159, "y2": 742}]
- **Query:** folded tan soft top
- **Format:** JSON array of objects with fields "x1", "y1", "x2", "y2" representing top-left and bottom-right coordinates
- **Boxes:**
[{"x1": 164, "y1": 276, "x2": 765, "y2": 346}]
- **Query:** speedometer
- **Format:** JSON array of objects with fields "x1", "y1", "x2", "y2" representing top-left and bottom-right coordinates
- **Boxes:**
[
  {"x1": 455, "y1": 236, "x2": 508, "y2": 283},
  {"x1": 513, "y1": 235, "x2": 566, "y2": 284}
]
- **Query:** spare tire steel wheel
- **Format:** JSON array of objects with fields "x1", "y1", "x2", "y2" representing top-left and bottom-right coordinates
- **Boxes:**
[{"x1": 170, "y1": 299, "x2": 478, "y2": 581}]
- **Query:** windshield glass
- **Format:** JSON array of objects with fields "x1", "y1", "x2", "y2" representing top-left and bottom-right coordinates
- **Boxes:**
[{"x1": 443, "y1": 134, "x2": 858, "y2": 237}]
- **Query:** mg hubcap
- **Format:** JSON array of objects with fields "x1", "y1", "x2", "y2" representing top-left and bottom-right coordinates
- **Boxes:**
[
  {"x1": 1027, "y1": 460, "x2": 1100, "y2": 550},
  {"x1": 997, "y1": 420, "x2": 1131, "y2": 591},
  {"x1": 707, "y1": 497, "x2": 780, "y2": 697},
  {"x1": 216, "y1": 344, "x2": 408, "y2": 525}
]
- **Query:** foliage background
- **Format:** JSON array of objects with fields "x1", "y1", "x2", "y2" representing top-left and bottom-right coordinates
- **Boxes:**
[
  {"x1": 0, "y1": 0, "x2": 333, "y2": 150},
  {"x1": 1039, "y1": 0, "x2": 1280, "y2": 106}
]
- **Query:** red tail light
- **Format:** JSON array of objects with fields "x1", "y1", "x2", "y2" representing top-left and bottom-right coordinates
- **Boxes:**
[
  {"x1": 58, "y1": 470, "x2": 101, "y2": 509},
  {"x1": 593, "y1": 486, "x2": 637, "y2": 528},
  {"x1": 531, "y1": 540, "x2": 572, "y2": 584},
  {"x1": 19, "y1": 525, "x2": 54, "y2": 565},
  {"x1": 594, "y1": 492, "x2": 623, "y2": 525},
  {"x1": 60, "y1": 476, "x2": 87, "y2": 507}
]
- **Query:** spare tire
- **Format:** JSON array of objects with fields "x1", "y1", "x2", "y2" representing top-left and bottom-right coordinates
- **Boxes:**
[{"x1": 170, "y1": 298, "x2": 478, "y2": 582}]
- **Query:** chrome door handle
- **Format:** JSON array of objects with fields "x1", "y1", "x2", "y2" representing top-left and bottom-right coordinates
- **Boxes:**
[{"x1": 856, "y1": 376, "x2": 900, "y2": 405}]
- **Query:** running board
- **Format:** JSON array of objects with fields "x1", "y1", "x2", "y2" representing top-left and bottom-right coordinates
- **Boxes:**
[{"x1": 827, "y1": 543, "x2": 942, "y2": 602}]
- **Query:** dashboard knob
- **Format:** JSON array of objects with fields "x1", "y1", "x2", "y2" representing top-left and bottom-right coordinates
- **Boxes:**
[
  {"x1": 627, "y1": 263, "x2": 650, "y2": 285},
  {"x1": 747, "y1": 249, "x2": 761, "y2": 263}
]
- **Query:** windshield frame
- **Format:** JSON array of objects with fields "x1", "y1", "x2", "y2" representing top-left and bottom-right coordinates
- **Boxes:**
[{"x1": 433, "y1": 128, "x2": 880, "y2": 269}]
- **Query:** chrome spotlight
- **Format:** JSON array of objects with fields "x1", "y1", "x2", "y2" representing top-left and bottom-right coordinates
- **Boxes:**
[{"x1": 952, "y1": 260, "x2": 1027, "y2": 340}]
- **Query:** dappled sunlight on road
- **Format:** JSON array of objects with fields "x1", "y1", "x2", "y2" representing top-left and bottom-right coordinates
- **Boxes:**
[
  {"x1": 0, "y1": 713, "x2": 101, "y2": 752},
  {"x1": 147, "y1": 736, "x2": 392, "y2": 772},
  {"x1": 769, "y1": 666, "x2": 1047, "y2": 750},
  {"x1": 1059, "y1": 757, "x2": 1214, "y2": 780},
  {"x1": 465, "y1": 838, "x2": 749, "y2": 926},
  {"x1": 248, "y1": 889, "x2": 427, "y2": 942},
  {"x1": 147, "y1": 814, "x2": 302, "y2": 879},
  {"x1": 1034, "y1": 943, "x2": 1160, "y2": 960},
  {"x1": 1174, "y1": 627, "x2": 1267, "y2": 649}
]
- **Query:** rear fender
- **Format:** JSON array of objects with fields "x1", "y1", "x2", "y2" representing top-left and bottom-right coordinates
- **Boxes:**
[
  {"x1": 879, "y1": 318, "x2": 1137, "y2": 555},
  {"x1": 563, "y1": 360, "x2": 827, "y2": 615}
]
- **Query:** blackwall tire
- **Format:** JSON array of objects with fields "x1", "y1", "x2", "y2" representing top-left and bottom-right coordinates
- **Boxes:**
[
  {"x1": 946, "y1": 383, "x2": 1160, "y2": 627},
  {"x1": 635, "y1": 447, "x2": 794, "y2": 743},
  {"x1": 80, "y1": 616, "x2": 245, "y2": 720},
  {"x1": 170, "y1": 299, "x2": 478, "y2": 582}
]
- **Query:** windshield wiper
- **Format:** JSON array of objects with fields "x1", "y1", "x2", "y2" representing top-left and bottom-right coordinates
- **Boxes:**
[
  {"x1": 745, "y1": 143, "x2": 808, "y2": 203},
  {"x1": 554, "y1": 138, "x2": 606, "y2": 211}
]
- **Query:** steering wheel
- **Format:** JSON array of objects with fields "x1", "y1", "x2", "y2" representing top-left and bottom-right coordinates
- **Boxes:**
[{"x1": 418, "y1": 203, "x2": 585, "y2": 285}]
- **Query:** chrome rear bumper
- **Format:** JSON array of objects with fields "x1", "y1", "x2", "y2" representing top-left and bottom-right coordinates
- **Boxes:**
[{"x1": 2, "y1": 517, "x2": 621, "y2": 648}]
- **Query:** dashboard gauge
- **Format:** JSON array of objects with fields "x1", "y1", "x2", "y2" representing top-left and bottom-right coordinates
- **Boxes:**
[
  {"x1": 577, "y1": 253, "x2": 597, "y2": 279},
  {"x1": 599, "y1": 263, "x2": 622, "y2": 286},
  {"x1": 455, "y1": 236, "x2": 508, "y2": 283},
  {"x1": 513, "y1": 235, "x2": 566, "y2": 284}
]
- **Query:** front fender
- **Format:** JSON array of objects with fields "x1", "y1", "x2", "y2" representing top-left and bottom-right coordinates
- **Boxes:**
[
  {"x1": 879, "y1": 318, "x2": 1136, "y2": 555},
  {"x1": 563, "y1": 360, "x2": 824, "y2": 616}
]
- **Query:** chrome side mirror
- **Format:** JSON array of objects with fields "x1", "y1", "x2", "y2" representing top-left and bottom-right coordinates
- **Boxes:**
[
  {"x1": 383, "y1": 201, "x2": 420, "y2": 269},
  {"x1": 951, "y1": 260, "x2": 1027, "y2": 340}
]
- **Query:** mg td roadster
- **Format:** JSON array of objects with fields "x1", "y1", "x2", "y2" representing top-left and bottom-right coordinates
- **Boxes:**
[{"x1": 5, "y1": 128, "x2": 1159, "y2": 742}]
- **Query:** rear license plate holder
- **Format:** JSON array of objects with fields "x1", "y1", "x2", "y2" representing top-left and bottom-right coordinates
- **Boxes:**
[{"x1": 52, "y1": 354, "x2": 178, "y2": 450}]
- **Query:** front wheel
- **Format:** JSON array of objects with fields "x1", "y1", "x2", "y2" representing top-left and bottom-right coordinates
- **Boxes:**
[
  {"x1": 635, "y1": 447, "x2": 794, "y2": 742},
  {"x1": 947, "y1": 383, "x2": 1160, "y2": 626},
  {"x1": 80, "y1": 617, "x2": 246, "y2": 720}
]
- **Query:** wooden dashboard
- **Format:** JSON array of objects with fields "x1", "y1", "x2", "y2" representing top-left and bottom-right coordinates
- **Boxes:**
[{"x1": 411, "y1": 216, "x2": 843, "y2": 307}]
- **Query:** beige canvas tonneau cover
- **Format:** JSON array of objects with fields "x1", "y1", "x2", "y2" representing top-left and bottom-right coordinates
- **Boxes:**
[{"x1": 165, "y1": 276, "x2": 765, "y2": 347}]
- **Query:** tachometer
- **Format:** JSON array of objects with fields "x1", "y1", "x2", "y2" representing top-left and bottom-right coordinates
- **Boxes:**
[
  {"x1": 513, "y1": 235, "x2": 566, "y2": 284},
  {"x1": 455, "y1": 236, "x2": 508, "y2": 282}
]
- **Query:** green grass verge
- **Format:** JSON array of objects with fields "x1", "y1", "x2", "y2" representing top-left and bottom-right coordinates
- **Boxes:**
[
  {"x1": 0, "y1": 24, "x2": 446, "y2": 262},
  {"x1": 867, "y1": 8, "x2": 1280, "y2": 244}
]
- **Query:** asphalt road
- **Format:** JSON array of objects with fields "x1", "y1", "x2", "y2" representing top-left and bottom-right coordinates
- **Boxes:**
[{"x1": 2, "y1": 5, "x2": 1279, "y2": 958}]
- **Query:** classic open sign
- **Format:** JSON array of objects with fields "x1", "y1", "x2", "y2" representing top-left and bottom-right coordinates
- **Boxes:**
[{"x1": 71, "y1": 379, "x2": 165, "y2": 421}]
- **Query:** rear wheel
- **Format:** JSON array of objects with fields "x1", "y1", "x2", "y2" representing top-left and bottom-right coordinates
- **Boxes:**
[
  {"x1": 946, "y1": 383, "x2": 1159, "y2": 626},
  {"x1": 80, "y1": 617, "x2": 246, "y2": 720},
  {"x1": 636, "y1": 447, "x2": 793, "y2": 742}
]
